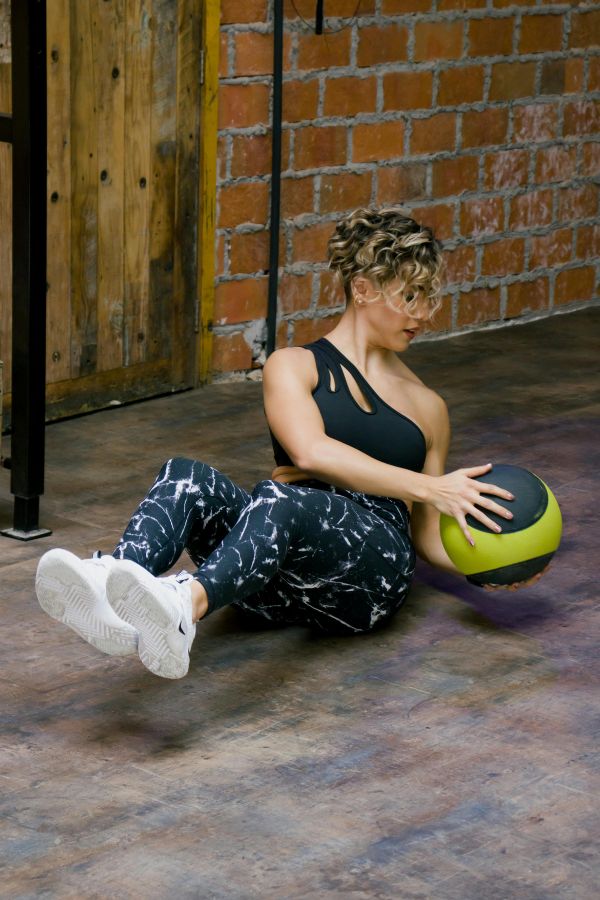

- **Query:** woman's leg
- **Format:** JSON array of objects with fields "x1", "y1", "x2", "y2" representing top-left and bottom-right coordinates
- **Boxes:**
[
  {"x1": 195, "y1": 480, "x2": 415, "y2": 635},
  {"x1": 112, "y1": 456, "x2": 252, "y2": 574}
]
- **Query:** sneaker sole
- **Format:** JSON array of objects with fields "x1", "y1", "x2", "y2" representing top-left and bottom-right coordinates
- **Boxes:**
[
  {"x1": 35, "y1": 549, "x2": 138, "y2": 657},
  {"x1": 107, "y1": 562, "x2": 190, "y2": 679}
]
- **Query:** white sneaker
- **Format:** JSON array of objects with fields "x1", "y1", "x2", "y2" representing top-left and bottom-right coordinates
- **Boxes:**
[
  {"x1": 35, "y1": 549, "x2": 138, "y2": 656},
  {"x1": 106, "y1": 559, "x2": 196, "y2": 679}
]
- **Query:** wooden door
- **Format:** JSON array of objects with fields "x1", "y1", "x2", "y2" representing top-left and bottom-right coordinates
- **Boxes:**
[{"x1": 0, "y1": 0, "x2": 213, "y2": 422}]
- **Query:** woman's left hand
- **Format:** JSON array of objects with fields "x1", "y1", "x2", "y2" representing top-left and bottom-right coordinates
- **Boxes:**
[
  {"x1": 480, "y1": 563, "x2": 552, "y2": 592},
  {"x1": 271, "y1": 465, "x2": 312, "y2": 484}
]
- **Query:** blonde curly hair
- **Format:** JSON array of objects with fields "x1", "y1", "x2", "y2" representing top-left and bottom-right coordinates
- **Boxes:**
[{"x1": 327, "y1": 206, "x2": 445, "y2": 317}]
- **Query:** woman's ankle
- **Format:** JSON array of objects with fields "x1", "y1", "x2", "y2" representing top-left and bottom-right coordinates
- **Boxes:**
[{"x1": 190, "y1": 579, "x2": 209, "y2": 621}]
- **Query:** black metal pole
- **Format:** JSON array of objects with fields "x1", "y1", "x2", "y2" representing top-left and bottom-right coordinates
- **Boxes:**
[
  {"x1": 1, "y1": 0, "x2": 51, "y2": 540},
  {"x1": 265, "y1": 0, "x2": 284, "y2": 358}
]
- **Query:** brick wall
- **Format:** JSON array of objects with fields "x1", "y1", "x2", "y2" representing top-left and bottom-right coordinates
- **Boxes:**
[{"x1": 213, "y1": 0, "x2": 600, "y2": 376}]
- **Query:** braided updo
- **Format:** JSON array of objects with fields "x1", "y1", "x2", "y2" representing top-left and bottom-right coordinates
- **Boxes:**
[{"x1": 327, "y1": 206, "x2": 445, "y2": 316}]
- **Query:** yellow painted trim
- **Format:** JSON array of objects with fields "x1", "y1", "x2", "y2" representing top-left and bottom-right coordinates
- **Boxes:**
[{"x1": 197, "y1": 0, "x2": 220, "y2": 385}]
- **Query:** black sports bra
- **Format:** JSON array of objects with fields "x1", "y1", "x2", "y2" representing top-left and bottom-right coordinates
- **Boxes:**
[{"x1": 268, "y1": 337, "x2": 427, "y2": 473}]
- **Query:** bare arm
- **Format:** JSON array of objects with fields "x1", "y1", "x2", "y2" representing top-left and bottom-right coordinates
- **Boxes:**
[
  {"x1": 262, "y1": 347, "x2": 515, "y2": 536},
  {"x1": 409, "y1": 396, "x2": 463, "y2": 574}
]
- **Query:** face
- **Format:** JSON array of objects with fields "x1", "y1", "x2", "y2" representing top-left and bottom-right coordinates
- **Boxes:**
[{"x1": 351, "y1": 275, "x2": 432, "y2": 351}]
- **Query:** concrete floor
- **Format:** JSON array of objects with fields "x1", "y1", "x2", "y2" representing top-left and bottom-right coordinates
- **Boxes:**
[{"x1": 1, "y1": 307, "x2": 598, "y2": 899}]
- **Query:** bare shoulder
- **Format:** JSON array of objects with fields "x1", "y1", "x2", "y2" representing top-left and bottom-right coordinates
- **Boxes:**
[
  {"x1": 262, "y1": 346, "x2": 318, "y2": 391},
  {"x1": 394, "y1": 357, "x2": 448, "y2": 417}
]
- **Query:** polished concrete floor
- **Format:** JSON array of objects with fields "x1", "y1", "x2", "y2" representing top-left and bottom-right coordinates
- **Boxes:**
[{"x1": 1, "y1": 307, "x2": 598, "y2": 899}]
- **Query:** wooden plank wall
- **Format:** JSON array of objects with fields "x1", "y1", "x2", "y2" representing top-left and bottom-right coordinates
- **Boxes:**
[{"x1": 0, "y1": 0, "x2": 214, "y2": 422}]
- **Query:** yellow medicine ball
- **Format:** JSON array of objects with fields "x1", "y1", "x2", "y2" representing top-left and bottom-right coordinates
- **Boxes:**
[{"x1": 440, "y1": 464, "x2": 562, "y2": 586}]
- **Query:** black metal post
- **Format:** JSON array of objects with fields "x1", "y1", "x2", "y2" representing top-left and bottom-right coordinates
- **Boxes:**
[
  {"x1": 265, "y1": 0, "x2": 284, "y2": 358},
  {"x1": 1, "y1": 0, "x2": 51, "y2": 540}
]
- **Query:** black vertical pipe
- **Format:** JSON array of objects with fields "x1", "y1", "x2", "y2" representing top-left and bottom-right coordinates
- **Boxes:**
[
  {"x1": 265, "y1": 0, "x2": 284, "y2": 358},
  {"x1": 2, "y1": 0, "x2": 51, "y2": 540}
]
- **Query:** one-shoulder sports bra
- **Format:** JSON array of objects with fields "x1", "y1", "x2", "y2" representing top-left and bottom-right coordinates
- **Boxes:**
[{"x1": 268, "y1": 337, "x2": 428, "y2": 473}]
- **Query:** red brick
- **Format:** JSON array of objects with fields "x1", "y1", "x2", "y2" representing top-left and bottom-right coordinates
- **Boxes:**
[
  {"x1": 540, "y1": 59, "x2": 565, "y2": 96},
  {"x1": 278, "y1": 273, "x2": 313, "y2": 315},
  {"x1": 460, "y1": 196, "x2": 504, "y2": 238},
  {"x1": 214, "y1": 277, "x2": 268, "y2": 325},
  {"x1": 419, "y1": 292, "x2": 453, "y2": 335},
  {"x1": 217, "y1": 136, "x2": 228, "y2": 182},
  {"x1": 281, "y1": 177, "x2": 315, "y2": 219},
  {"x1": 438, "y1": 66, "x2": 484, "y2": 105},
  {"x1": 468, "y1": 17, "x2": 514, "y2": 57},
  {"x1": 462, "y1": 108, "x2": 509, "y2": 148},
  {"x1": 276, "y1": 319, "x2": 288, "y2": 350},
  {"x1": 292, "y1": 220, "x2": 335, "y2": 264},
  {"x1": 212, "y1": 332, "x2": 253, "y2": 373},
  {"x1": 569, "y1": 9, "x2": 600, "y2": 50},
  {"x1": 293, "y1": 314, "x2": 343, "y2": 345},
  {"x1": 234, "y1": 32, "x2": 272, "y2": 76},
  {"x1": 530, "y1": 228, "x2": 573, "y2": 269},
  {"x1": 297, "y1": 30, "x2": 351, "y2": 71},
  {"x1": 218, "y1": 83, "x2": 270, "y2": 129},
  {"x1": 483, "y1": 149, "x2": 529, "y2": 190},
  {"x1": 535, "y1": 145, "x2": 578, "y2": 184},
  {"x1": 221, "y1": 0, "x2": 267, "y2": 24},
  {"x1": 323, "y1": 76, "x2": 377, "y2": 118},
  {"x1": 431, "y1": 156, "x2": 479, "y2": 198},
  {"x1": 382, "y1": 71, "x2": 433, "y2": 112},
  {"x1": 295, "y1": 126, "x2": 347, "y2": 170},
  {"x1": 494, "y1": 0, "x2": 535, "y2": 6},
  {"x1": 230, "y1": 229, "x2": 270, "y2": 274},
  {"x1": 282, "y1": 80, "x2": 319, "y2": 123},
  {"x1": 377, "y1": 163, "x2": 427, "y2": 204},
  {"x1": 414, "y1": 21, "x2": 463, "y2": 61},
  {"x1": 490, "y1": 61, "x2": 536, "y2": 101},
  {"x1": 219, "y1": 33, "x2": 230, "y2": 78},
  {"x1": 555, "y1": 266, "x2": 596, "y2": 305},
  {"x1": 519, "y1": 14, "x2": 563, "y2": 53},
  {"x1": 586, "y1": 58, "x2": 600, "y2": 92},
  {"x1": 575, "y1": 224, "x2": 600, "y2": 261},
  {"x1": 287, "y1": 0, "x2": 375, "y2": 16},
  {"x1": 411, "y1": 112, "x2": 456, "y2": 154},
  {"x1": 231, "y1": 134, "x2": 272, "y2": 178},
  {"x1": 357, "y1": 25, "x2": 409, "y2": 67},
  {"x1": 581, "y1": 142, "x2": 600, "y2": 177},
  {"x1": 439, "y1": 0, "x2": 485, "y2": 9},
  {"x1": 215, "y1": 233, "x2": 226, "y2": 276},
  {"x1": 457, "y1": 286, "x2": 501, "y2": 327},
  {"x1": 320, "y1": 172, "x2": 372, "y2": 214},
  {"x1": 317, "y1": 270, "x2": 345, "y2": 309},
  {"x1": 218, "y1": 181, "x2": 269, "y2": 228},
  {"x1": 443, "y1": 244, "x2": 477, "y2": 284},
  {"x1": 506, "y1": 277, "x2": 549, "y2": 318},
  {"x1": 481, "y1": 236, "x2": 525, "y2": 277},
  {"x1": 409, "y1": 203, "x2": 455, "y2": 241},
  {"x1": 567, "y1": 60, "x2": 586, "y2": 96},
  {"x1": 383, "y1": 0, "x2": 433, "y2": 11},
  {"x1": 513, "y1": 104, "x2": 557, "y2": 143},
  {"x1": 557, "y1": 185, "x2": 598, "y2": 223},
  {"x1": 563, "y1": 100, "x2": 600, "y2": 137},
  {"x1": 353, "y1": 120, "x2": 405, "y2": 163},
  {"x1": 508, "y1": 189, "x2": 554, "y2": 231}
]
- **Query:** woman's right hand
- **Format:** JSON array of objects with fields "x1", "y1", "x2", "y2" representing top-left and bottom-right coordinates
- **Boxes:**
[{"x1": 429, "y1": 462, "x2": 515, "y2": 545}]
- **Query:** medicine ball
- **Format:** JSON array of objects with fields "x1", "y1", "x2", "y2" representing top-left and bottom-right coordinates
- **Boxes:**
[{"x1": 440, "y1": 464, "x2": 562, "y2": 586}]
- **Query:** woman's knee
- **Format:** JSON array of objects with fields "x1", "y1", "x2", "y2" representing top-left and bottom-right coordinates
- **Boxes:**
[{"x1": 159, "y1": 457, "x2": 209, "y2": 480}]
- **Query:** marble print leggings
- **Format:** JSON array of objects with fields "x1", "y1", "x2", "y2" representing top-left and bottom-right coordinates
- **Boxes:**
[{"x1": 112, "y1": 457, "x2": 416, "y2": 636}]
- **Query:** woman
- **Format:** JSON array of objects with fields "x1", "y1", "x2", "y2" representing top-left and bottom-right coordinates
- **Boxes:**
[{"x1": 35, "y1": 207, "x2": 539, "y2": 681}]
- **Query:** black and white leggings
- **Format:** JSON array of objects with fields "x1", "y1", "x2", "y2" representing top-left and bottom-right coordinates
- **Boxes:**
[{"x1": 112, "y1": 457, "x2": 416, "y2": 636}]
